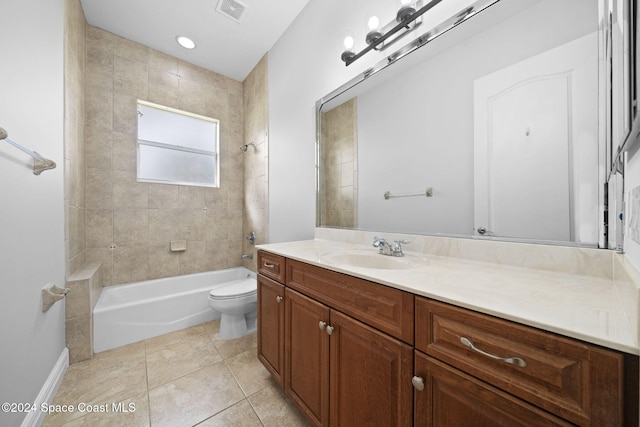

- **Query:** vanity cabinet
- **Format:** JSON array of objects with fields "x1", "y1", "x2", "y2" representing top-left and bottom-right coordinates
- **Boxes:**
[
  {"x1": 257, "y1": 251, "x2": 414, "y2": 427},
  {"x1": 257, "y1": 274, "x2": 285, "y2": 386},
  {"x1": 257, "y1": 250, "x2": 638, "y2": 427},
  {"x1": 414, "y1": 297, "x2": 638, "y2": 426},
  {"x1": 286, "y1": 287, "x2": 414, "y2": 426}
]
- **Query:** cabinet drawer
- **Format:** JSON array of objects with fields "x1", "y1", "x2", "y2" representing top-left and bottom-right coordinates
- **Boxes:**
[
  {"x1": 287, "y1": 259, "x2": 414, "y2": 344},
  {"x1": 415, "y1": 297, "x2": 625, "y2": 426},
  {"x1": 257, "y1": 251, "x2": 286, "y2": 283},
  {"x1": 414, "y1": 351, "x2": 572, "y2": 426}
]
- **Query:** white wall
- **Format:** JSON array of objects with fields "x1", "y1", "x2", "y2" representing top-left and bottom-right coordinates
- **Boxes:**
[
  {"x1": 0, "y1": 1, "x2": 66, "y2": 425},
  {"x1": 267, "y1": 0, "x2": 479, "y2": 242}
]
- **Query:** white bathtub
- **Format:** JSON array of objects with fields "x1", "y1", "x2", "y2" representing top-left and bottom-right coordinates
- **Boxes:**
[{"x1": 93, "y1": 267, "x2": 256, "y2": 353}]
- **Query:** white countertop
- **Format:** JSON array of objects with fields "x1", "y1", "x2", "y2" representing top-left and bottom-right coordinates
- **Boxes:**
[{"x1": 257, "y1": 238, "x2": 639, "y2": 355}]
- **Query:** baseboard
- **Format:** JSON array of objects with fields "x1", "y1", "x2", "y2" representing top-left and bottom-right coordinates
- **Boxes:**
[{"x1": 20, "y1": 347, "x2": 68, "y2": 427}]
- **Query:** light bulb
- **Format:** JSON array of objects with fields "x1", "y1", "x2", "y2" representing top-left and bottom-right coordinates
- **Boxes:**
[
  {"x1": 368, "y1": 16, "x2": 380, "y2": 31},
  {"x1": 344, "y1": 36, "x2": 354, "y2": 50}
]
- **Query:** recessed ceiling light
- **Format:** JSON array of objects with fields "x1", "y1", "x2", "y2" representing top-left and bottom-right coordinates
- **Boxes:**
[{"x1": 176, "y1": 36, "x2": 196, "y2": 49}]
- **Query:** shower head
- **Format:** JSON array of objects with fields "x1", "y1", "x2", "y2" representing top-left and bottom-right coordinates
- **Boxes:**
[{"x1": 240, "y1": 142, "x2": 256, "y2": 152}]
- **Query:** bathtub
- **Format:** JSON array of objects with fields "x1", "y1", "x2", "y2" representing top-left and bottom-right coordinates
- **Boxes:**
[{"x1": 93, "y1": 267, "x2": 256, "y2": 353}]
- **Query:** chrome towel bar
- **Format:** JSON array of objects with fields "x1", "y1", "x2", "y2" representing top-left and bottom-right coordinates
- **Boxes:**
[
  {"x1": 0, "y1": 126, "x2": 56, "y2": 175},
  {"x1": 384, "y1": 187, "x2": 433, "y2": 199}
]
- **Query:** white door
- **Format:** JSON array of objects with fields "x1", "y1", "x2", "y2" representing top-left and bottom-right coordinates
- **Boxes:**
[{"x1": 474, "y1": 33, "x2": 597, "y2": 242}]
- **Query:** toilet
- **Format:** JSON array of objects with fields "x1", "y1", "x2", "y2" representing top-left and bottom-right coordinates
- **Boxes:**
[{"x1": 208, "y1": 275, "x2": 257, "y2": 340}]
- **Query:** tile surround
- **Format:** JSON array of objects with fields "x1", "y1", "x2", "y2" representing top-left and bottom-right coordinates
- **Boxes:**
[
  {"x1": 64, "y1": 0, "x2": 87, "y2": 276},
  {"x1": 43, "y1": 324, "x2": 310, "y2": 427},
  {"x1": 65, "y1": 262, "x2": 103, "y2": 364},
  {"x1": 242, "y1": 55, "x2": 269, "y2": 271},
  {"x1": 83, "y1": 26, "x2": 245, "y2": 286}
]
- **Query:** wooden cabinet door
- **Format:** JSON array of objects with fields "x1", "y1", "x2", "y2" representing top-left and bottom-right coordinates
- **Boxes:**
[
  {"x1": 257, "y1": 274, "x2": 285, "y2": 386},
  {"x1": 414, "y1": 351, "x2": 572, "y2": 427},
  {"x1": 286, "y1": 288, "x2": 331, "y2": 427},
  {"x1": 330, "y1": 310, "x2": 413, "y2": 427}
]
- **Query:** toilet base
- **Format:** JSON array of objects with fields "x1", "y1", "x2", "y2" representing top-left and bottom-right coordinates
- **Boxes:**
[{"x1": 219, "y1": 310, "x2": 257, "y2": 340}]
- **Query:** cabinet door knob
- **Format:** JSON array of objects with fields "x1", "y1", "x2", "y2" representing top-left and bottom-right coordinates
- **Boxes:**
[
  {"x1": 276, "y1": 296, "x2": 283, "y2": 303},
  {"x1": 325, "y1": 325, "x2": 334, "y2": 335},
  {"x1": 411, "y1": 376, "x2": 425, "y2": 391},
  {"x1": 319, "y1": 321, "x2": 326, "y2": 330}
]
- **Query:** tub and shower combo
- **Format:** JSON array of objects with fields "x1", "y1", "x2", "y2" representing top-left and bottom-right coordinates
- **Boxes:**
[{"x1": 93, "y1": 267, "x2": 257, "y2": 352}]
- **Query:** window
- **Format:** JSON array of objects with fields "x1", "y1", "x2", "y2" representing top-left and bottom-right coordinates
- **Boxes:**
[{"x1": 137, "y1": 100, "x2": 220, "y2": 187}]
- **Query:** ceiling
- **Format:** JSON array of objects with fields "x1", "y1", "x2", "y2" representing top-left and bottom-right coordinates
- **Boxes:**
[{"x1": 80, "y1": 0, "x2": 311, "y2": 81}]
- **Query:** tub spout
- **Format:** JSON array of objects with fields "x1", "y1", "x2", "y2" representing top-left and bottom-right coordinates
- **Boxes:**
[{"x1": 241, "y1": 254, "x2": 254, "y2": 260}]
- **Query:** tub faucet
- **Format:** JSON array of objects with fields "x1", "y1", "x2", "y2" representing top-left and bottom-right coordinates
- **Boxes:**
[{"x1": 373, "y1": 236, "x2": 409, "y2": 257}]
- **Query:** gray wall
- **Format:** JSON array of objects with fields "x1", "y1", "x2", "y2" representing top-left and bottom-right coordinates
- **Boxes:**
[{"x1": 0, "y1": 0, "x2": 66, "y2": 425}]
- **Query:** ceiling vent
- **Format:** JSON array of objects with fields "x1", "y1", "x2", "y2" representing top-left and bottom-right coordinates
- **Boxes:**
[{"x1": 216, "y1": 0, "x2": 248, "y2": 23}]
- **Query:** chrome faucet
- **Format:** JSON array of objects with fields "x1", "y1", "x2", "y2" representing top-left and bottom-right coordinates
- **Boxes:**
[{"x1": 373, "y1": 236, "x2": 410, "y2": 257}]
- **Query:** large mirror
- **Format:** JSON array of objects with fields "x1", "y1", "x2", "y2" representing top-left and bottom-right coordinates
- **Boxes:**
[{"x1": 317, "y1": 0, "x2": 631, "y2": 248}]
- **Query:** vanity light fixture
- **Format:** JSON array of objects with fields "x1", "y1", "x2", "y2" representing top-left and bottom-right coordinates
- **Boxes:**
[
  {"x1": 397, "y1": 0, "x2": 417, "y2": 23},
  {"x1": 341, "y1": 36, "x2": 356, "y2": 63},
  {"x1": 366, "y1": 16, "x2": 383, "y2": 47},
  {"x1": 176, "y1": 35, "x2": 196, "y2": 49},
  {"x1": 341, "y1": 0, "x2": 441, "y2": 66}
]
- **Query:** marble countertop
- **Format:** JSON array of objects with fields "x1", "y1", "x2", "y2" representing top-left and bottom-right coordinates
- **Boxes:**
[{"x1": 257, "y1": 238, "x2": 639, "y2": 355}]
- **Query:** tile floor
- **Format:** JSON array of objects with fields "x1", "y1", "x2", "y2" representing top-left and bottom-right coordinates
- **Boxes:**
[{"x1": 43, "y1": 320, "x2": 310, "y2": 426}]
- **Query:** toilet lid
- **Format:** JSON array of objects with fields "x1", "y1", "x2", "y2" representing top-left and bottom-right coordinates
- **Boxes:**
[{"x1": 209, "y1": 278, "x2": 256, "y2": 300}]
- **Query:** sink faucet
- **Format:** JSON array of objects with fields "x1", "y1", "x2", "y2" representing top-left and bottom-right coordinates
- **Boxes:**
[{"x1": 373, "y1": 236, "x2": 410, "y2": 257}]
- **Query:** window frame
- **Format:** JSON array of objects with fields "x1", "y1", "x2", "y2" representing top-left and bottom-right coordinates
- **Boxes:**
[{"x1": 136, "y1": 100, "x2": 220, "y2": 188}]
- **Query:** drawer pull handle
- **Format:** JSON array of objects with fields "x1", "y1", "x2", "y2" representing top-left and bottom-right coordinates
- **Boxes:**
[
  {"x1": 319, "y1": 321, "x2": 326, "y2": 330},
  {"x1": 263, "y1": 262, "x2": 275, "y2": 269},
  {"x1": 411, "y1": 376, "x2": 425, "y2": 391},
  {"x1": 276, "y1": 296, "x2": 283, "y2": 303},
  {"x1": 460, "y1": 337, "x2": 527, "y2": 368}
]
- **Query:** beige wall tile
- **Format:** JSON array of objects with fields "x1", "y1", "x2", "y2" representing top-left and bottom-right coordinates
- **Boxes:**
[
  {"x1": 179, "y1": 209, "x2": 207, "y2": 242},
  {"x1": 65, "y1": 278, "x2": 90, "y2": 319},
  {"x1": 86, "y1": 209, "x2": 113, "y2": 248},
  {"x1": 113, "y1": 169, "x2": 148, "y2": 208},
  {"x1": 149, "y1": 183, "x2": 180, "y2": 209},
  {"x1": 82, "y1": 27, "x2": 255, "y2": 288},
  {"x1": 149, "y1": 209, "x2": 180, "y2": 244},
  {"x1": 111, "y1": 130, "x2": 137, "y2": 171},
  {"x1": 148, "y1": 243, "x2": 179, "y2": 280},
  {"x1": 86, "y1": 167, "x2": 113, "y2": 209},
  {"x1": 179, "y1": 241, "x2": 207, "y2": 275},
  {"x1": 66, "y1": 315, "x2": 92, "y2": 364},
  {"x1": 179, "y1": 186, "x2": 205, "y2": 209},
  {"x1": 112, "y1": 92, "x2": 139, "y2": 136},
  {"x1": 114, "y1": 56, "x2": 148, "y2": 99},
  {"x1": 114, "y1": 209, "x2": 149, "y2": 246},
  {"x1": 86, "y1": 248, "x2": 113, "y2": 286},
  {"x1": 114, "y1": 34, "x2": 149, "y2": 63},
  {"x1": 113, "y1": 245, "x2": 149, "y2": 284},
  {"x1": 204, "y1": 187, "x2": 229, "y2": 211},
  {"x1": 85, "y1": 124, "x2": 112, "y2": 169}
]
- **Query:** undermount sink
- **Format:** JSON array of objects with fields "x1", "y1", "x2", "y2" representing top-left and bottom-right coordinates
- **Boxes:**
[{"x1": 320, "y1": 251, "x2": 415, "y2": 270}]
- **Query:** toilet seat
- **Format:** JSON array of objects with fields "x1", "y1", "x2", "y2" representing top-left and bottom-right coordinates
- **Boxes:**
[{"x1": 209, "y1": 278, "x2": 256, "y2": 300}]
